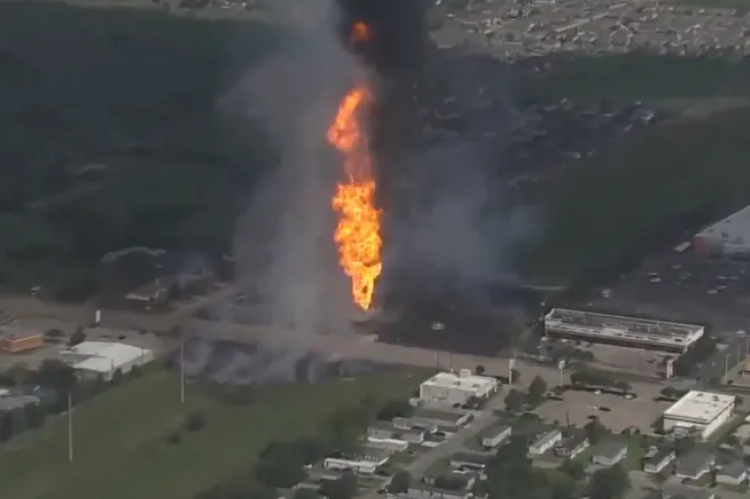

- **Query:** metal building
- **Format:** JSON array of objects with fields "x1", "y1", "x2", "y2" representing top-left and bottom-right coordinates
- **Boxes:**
[
  {"x1": 694, "y1": 205, "x2": 750, "y2": 256},
  {"x1": 419, "y1": 369, "x2": 498, "y2": 406},
  {"x1": 544, "y1": 308, "x2": 704, "y2": 353}
]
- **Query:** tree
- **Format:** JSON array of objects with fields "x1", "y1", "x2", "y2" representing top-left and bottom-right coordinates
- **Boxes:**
[
  {"x1": 504, "y1": 389, "x2": 526, "y2": 412},
  {"x1": 559, "y1": 458, "x2": 586, "y2": 480},
  {"x1": 185, "y1": 411, "x2": 206, "y2": 432},
  {"x1": 590, "y1": 465, "x2": 630, "y2": 499},
  {"x1": 388, "y1": 471, "x2": 412, "y2": 493},
  {"x1": 23, "y1": 403, "x2": 45, "y2": 430},
  {"x1": 34, "y1": 359, "x2": 77, "y2": 397},
  {"x1": 69, "y1": 327, "x2": 86, "y2": 346},
  {"x1": 475, "y1": 364, "x2": 486, "y2": 375},
  {"x1": 376, "y1": 399, "x2": 412, "y2": 421},
  {"x1": 527, "y1": 375, "x2": 548, "y2": 405},
  {"x1": 320, "y1": 472, "x2": 358, "y2": 499},
  {"x1": 584, "y1": 418, "x2": 608, "y2": 445},
  {"x1": 254, "y1": 452, "x2": 307, "y2": 488}
]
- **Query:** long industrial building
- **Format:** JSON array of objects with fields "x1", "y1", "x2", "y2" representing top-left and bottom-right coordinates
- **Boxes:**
[
  {"x1": 694, "y1": 204, "x2": 750, "y2": 256},
  {"x1": 662, "y1": 390, "x2": 735, "y2": 440},
  {"x1": 543, "y1": 308, "x2": 704, "y2": 353}
]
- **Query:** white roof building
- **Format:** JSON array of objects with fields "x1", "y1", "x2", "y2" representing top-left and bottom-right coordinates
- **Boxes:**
[
  {"x1": 663, "y1": 390, "x2": 736, "y2": 440},
  {"x1": 544, "y1": 308, "x2": 704, "y2": 353},
  {"x1": 419, "y1": 369, "x2": 498, "y2": 406},
  {"x1": 694, "y1": 205, "x2": 750, "y2": 255},
  {"x1": 61, "y1": 341, "x2": 155, "y2": 381}
]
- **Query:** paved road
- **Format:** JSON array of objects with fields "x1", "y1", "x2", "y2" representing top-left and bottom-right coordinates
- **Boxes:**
[{"x1": 0, "y1": 293, "x2": 667, "y2": 403}]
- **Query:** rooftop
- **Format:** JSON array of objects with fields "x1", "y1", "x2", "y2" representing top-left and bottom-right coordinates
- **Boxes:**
[
  {"x1": 0, "y1": 325, "x2": 42, "y2": 340},
  {"x1": 593, "y1": 440, "x2": 627, "y2": 460},
  {"x1": 61, "y1": 341, "x2": 152, "y2": 373},
  {"x1": 412, "y1": 407, "x2": 468, "y2": 422},
  {"x1": 664, "y1": 391, "x2": 735, "y2": 424},
  {"x1": 545, "y1": 308, "x2": 704, "y2": 340},
  {"x1": 718, "y1": 460, "x2": 746, "y2": 479},
  {"x1": 696, "y1": 204, "x2": 750, "y2": 245},
  {"x1": 421, "y1": 370, "x2": 497, "y2": 393}
]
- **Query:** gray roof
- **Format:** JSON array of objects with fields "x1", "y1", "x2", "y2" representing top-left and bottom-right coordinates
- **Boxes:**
[
  {"x1": 412, "y1": 408, "x2": 467, "y2": 422},
  {"x1": 644, "y1": 446, "x2": 675, "y2": 466},
  {"x1": 0, "y1": 394, "x2": 40, "y2": 412},
  {"x1": 557, "y1": 432, "x2": 588, "y2": 451},
  {"x1": 718, "y1": 460, "x2": 747, "y2": 479},
  {"x1": 593, "y1": 440, "x2": 627, "y2": 460},
  {"x1": 663, "y1": 486, "x2": 715, "y2": 499},
  {"x1": 676, "y1": 451, "x2": 714, "y2": 476}
]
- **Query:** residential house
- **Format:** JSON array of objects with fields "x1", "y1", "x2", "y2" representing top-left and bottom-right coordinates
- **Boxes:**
[
  {"x1": 675, "y1": 450, "x2": 714, "y2": 481},
  {"x1": 423, "y1": 471, "x2": 476, "y2": 490},
  {"x1": 449, "y1": 452, "x2": 488, "y2": 471},
  {"x1": 554, "y1": 432, "x2": 590, "y2": 460},
  {"x1": 393, "y1": 428, "x2": 425, "y2": 444},
  {"x1": 366, "y1": 439, "x2": 409, "y2": 452},
  {"x1": 323, "y1": 446, "x2": 392, "y2": 474},
  {"x1": 528, "y1": 429, "x2": 563, "y2": 456},
  {"x1": 716, "y1": 460, "x2": 747, "y2": 486},
  {"x1": 368, "y1": 421, "x2": 396, "y2": 440},
  {"x1": 410, "y1": 408, "x2": 471, "y2": 431},
  {"x1": 401, "y1": 485, "x2": 471, "y2": 499},
  {"x1": 643, "y1": 446, "x2": 676, "y2": 474},
  {"x1": 481, "y1": 424, "x2": 512, "y2": 449},
  {"x1": 592, "y1": 441, "x2": 628, "y2": 467}
]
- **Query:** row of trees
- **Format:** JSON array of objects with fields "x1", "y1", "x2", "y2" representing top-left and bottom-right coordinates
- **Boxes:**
[{"x1": 504, "y1": 375, "x2": 549, "y2": 412}]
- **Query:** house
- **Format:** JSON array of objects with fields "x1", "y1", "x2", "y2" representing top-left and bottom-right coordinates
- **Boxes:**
[
  {"x1": 643, "y1": 446, "x2": 676, "y2": 474},
  {"x1": 554, "y1": 432, "x2": 590, "y2": 460},
  {"x1": 481, "y1": 424, "x2": 512, "y2": 449},
  {"x1": 402, "y1": 485, "x2": 471, "y2": 499},
  {"x1": 324, "y1": 446, "x2": 392, "y2": 474},
  {"x1": 368, "y1": 421, "x2": 396, "y2": 440},
  {"x1": 123, "y1": 280, "x2": 170, "y2": 311},
  {"x1": 366, "y1": 438, "x2": 409, "y2": 452},
  {"x1": 449, "y1": 452, "x2": 488, "y2": 471},
  {"x1": 393, "y1": 428, "x2": 425, "y2": 444},
  {"x1": 716, "y1": 460, "x2": 747, "y2": 486},
  {"x1": 410, "y1": 408, "x2": 471, "y2": 431},
  {"x1": 528, "y1": 429, "x2": 563, "y2": 456},
  {"x1": 592, "y1": 441, "x2": 628, "y2": 467},
  {"x1": 675, "y1": 450, "x2": 714, "y2": 480}
]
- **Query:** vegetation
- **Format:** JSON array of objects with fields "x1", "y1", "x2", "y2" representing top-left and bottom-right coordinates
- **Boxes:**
[
  {"x1": 0, "y1": 367, "x2": 427, "y2": 499},
  {"x1": 0, "y1": 1, "x2": 284, "y2": 294}
]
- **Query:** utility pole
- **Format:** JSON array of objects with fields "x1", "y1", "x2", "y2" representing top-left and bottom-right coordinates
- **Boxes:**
[
  {"x1": 67, "y1": 392, "x2": 73, "y2": 463},
  {"x1": 180, "y1": 338, "x2": 185, "y2": 405}
]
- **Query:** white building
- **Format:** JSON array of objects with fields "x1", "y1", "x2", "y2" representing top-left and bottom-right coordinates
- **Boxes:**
[
  {"x1": 419, "y1": 369, "x2": 498, "y2": 406},
  {"x1": 528, "y1": 429, "x2": 563, "y2": 456},
  {"x1": 323, "y1": 447, "x2": 391, "y2": 474},
  {"x1": 544, "y1": 308, "x2": 704, "y2": 353},
  {"x1": 663, "y1": 390, "x2": 735, "y2": 440},
  {"x1": 61, "y1": 341, "x2": 155, "y2": 381},
  {"x1": 694, "y1": 205, "x2": 750, "y2": 256},
  {"x1": 481, "y1": 424, "x2": 512, "y2": 449}
]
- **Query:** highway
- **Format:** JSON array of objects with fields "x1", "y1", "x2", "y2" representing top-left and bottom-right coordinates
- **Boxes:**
[{"x1": 0, "y1": 291, "x2": 667, "y2": 403}]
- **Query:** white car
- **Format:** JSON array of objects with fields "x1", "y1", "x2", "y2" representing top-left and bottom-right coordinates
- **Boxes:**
[{"x1": 594, "y1": 389, "x2": 602, "y2": 395}]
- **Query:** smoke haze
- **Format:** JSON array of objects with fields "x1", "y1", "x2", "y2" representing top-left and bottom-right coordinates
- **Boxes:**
[{"x1": 229, "y1": 0, "x2": 366, "y2": 335}]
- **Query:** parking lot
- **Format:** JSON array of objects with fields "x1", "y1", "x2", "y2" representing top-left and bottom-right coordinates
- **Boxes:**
[
  {"x1": 535, "y1": 389, "x2": 670, "y2": 433},
  {"x1": 584, "y1": 252, "x2": 750, "y2": 334}
]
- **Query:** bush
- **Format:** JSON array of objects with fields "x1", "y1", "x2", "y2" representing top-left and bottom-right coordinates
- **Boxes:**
[
  {"x1": 167, "y1": 431, "x2": 182, "y2": 444},
  {"x1": 185, "y1": 411, "x2": 206, "y2": 432}
]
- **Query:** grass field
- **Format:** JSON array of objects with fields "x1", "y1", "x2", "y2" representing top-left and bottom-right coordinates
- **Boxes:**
[{"x1": 0, "y1": 368, "x2": 428, "y2": 499}]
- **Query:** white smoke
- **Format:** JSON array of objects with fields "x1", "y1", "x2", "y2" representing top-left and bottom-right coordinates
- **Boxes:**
[{"x1": 226, "y1": 0, "x2": 368, "y2": 336}]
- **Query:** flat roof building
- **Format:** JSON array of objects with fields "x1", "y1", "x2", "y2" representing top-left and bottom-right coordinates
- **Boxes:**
[
  {"x1": 61, "y1": 341, "x2": 155, "y2": 381},
  {"x1": 694, "y1": 205, "x2": 750, "y2": 256},
  {"x1": 663, "y1": 390, "x2": 735, "y2": 440},
  {"x1": 419, "y1": 369, "x2": 498, "y2": 406},
  {"x1": 0, "y1": 326, "x2": 44, "y2": 354},
  {"x1": 544, "y1": 308, "x2": 704, "y2": 353}
]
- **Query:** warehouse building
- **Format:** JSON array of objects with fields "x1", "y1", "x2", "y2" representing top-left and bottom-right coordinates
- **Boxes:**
[
  {"x1": 544, "y1": 308, "x2": 704, "y2": 353},
  {"x1": 663, "y1": 390, "x2": 735, "y2": 440},
  {"x1": 61, "y1": 341, "x2": 155, "y2": 381},
  {"x1": 0, "y1": 326, "x2": 44, "y2": 354},
  {"x1": 419, "y1": 369, "x2": 498, "y2": 406},
  {"x1": 694, "y1": 205, "x2": 750, "y2": 256}
]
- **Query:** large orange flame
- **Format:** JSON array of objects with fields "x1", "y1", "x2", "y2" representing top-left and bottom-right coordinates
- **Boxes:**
[
  {"x1": 350, "y1": 21, "x2": 371, "y2": 44},
  {"x1": 327, "y1": 87, "x2": 382, "y2": 311}
]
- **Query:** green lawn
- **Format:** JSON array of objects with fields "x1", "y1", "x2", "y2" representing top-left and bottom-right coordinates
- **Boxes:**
[{"x1": 0, "y1": 368, "x2": 429, "y2": 499}]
